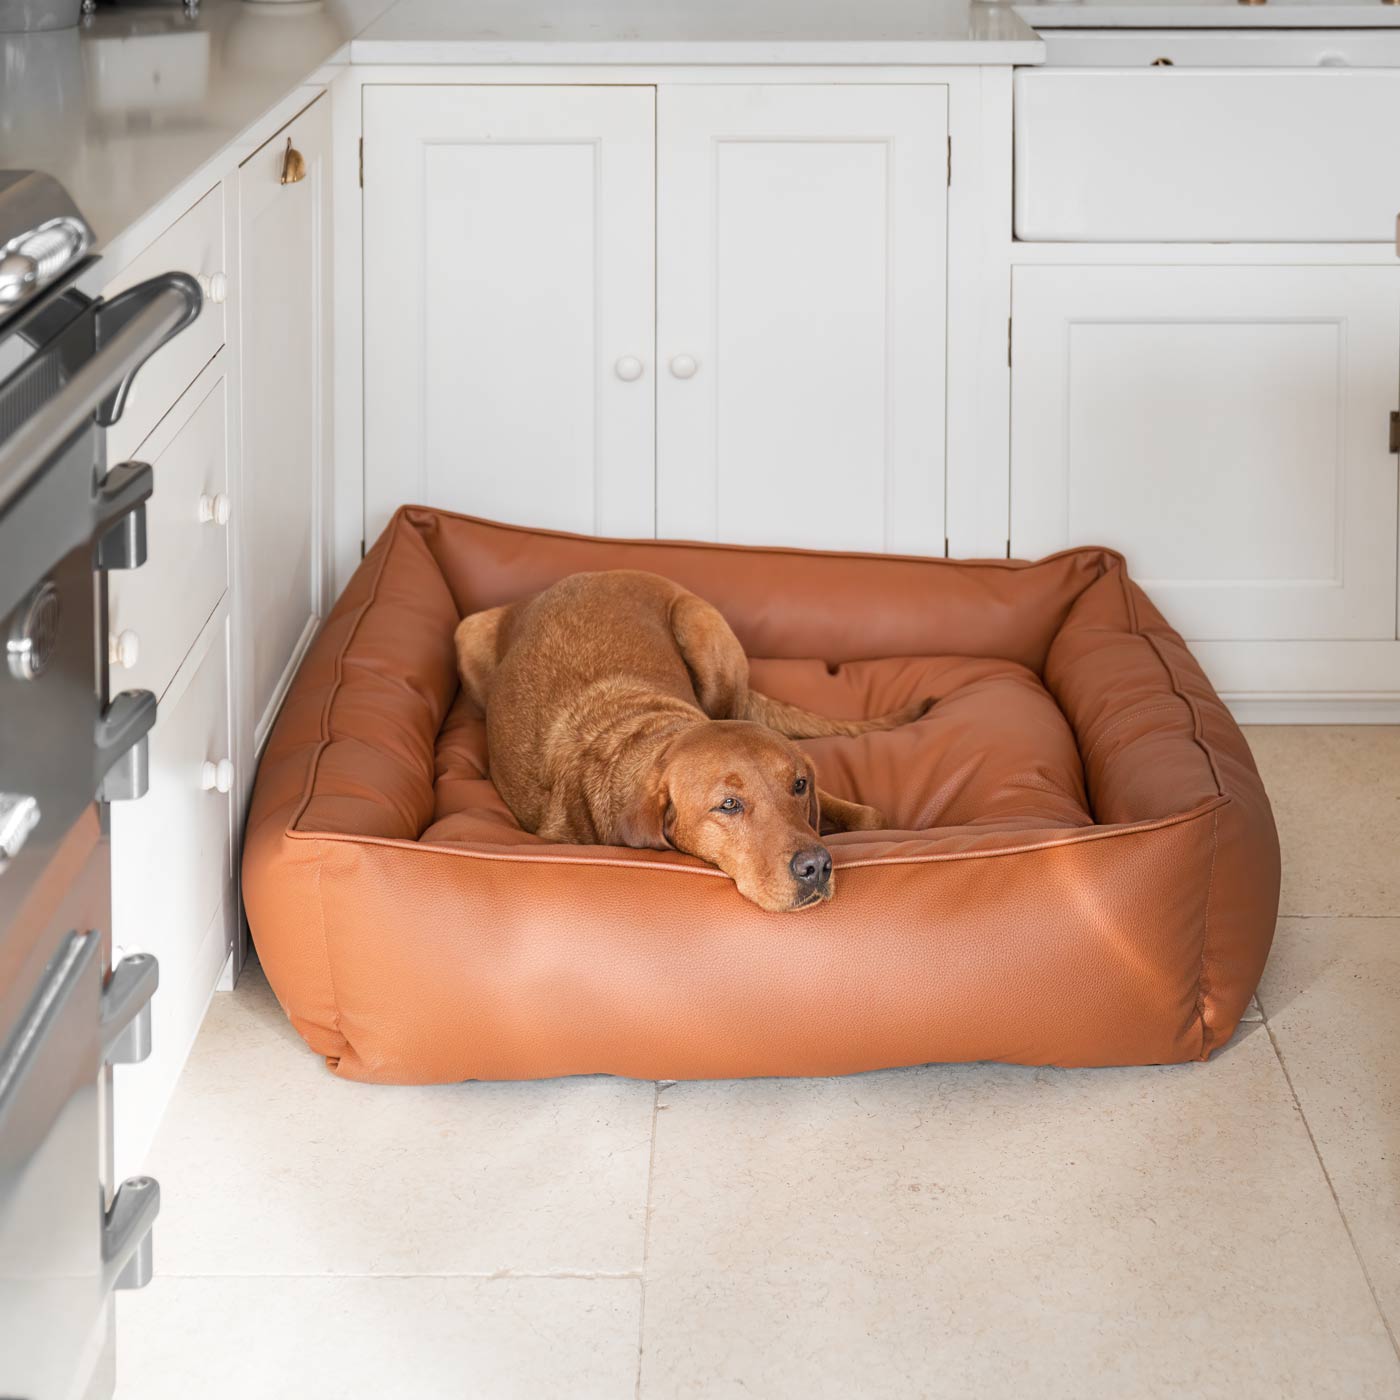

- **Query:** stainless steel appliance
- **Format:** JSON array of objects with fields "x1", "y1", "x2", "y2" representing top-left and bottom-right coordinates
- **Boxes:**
[
  {"x1": 0, "y1": 0, "x2": 81, "y2": 34},
  {"x1": 0, "y1": 170, "x2": 200, "y2": 1400}
]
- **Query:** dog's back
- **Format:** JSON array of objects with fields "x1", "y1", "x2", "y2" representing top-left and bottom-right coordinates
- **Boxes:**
[{"x1": 460, "y1": 571, "x2": 701, "y2": 835}]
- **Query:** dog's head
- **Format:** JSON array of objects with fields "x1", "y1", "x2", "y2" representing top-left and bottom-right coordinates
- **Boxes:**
[{"x1": 622, "y1": 721, "x2": 832, "y2": 913}]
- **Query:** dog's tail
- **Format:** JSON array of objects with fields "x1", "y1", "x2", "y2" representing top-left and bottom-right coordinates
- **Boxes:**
[{"x1": 743, "y1": 689, "x2": 932, "y2": 740}]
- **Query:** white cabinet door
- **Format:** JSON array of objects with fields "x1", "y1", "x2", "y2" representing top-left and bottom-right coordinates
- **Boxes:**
[
  {"x1": 656, "y1": 85, "x2": 948, "y2": 555},
  {"x1": 363, "y1": 86, "x2": 656, "y2": 543},
  {"x1": 113, "y1": 612, "x2": 233, "y2": 1179},
  {"x1": 1011, "y1": 266, "x2": 1400, "y2": 642},
  {"x1": 238, "y1": 96, "x2": 333, "y2": 748}
]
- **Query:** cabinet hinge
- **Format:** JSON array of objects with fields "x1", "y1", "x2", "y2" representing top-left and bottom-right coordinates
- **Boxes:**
[
  {"x1": 1391, "y1": 411, "x2": 1400, "y2": 454},
  {"x1": 360, "y1": 538, "x2": 367, "y2": 559},
  {"x1": 946, "y1": 135, "x2": 952, "y2": 187},
  {"x1": 358, "y1": 137, "x2": 364, "y2": 189}
]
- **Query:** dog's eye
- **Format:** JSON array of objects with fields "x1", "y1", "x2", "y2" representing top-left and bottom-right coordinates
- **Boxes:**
[
  {"x1": 793, "y1": 777, "x2": 809, "y2": 796},
  {"x1": 715, "y1": 796, "x2": 743, "y2": 814}
]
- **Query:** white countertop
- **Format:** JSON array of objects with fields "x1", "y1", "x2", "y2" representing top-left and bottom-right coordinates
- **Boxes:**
[
  {"x1": 0, "y1": 0, "x2": 1040, "y2": 269},
  {"x1": 3, "y1": 0, "x2": 1395, "y2": 277},
  {"x1": 0, "y1": 0, "x2": 394, "y2": 262},
  {"x1": 349, "y1": 0, "x2": 1043, "y2": 64},
  {"x1": 1015, "y1": 0, "x2": 1400, "y2": 27}
]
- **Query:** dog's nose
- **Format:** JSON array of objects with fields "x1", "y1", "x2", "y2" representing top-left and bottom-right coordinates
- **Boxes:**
[{"x1": 790, "y1": 845, "x2": 833, "y2": 889}]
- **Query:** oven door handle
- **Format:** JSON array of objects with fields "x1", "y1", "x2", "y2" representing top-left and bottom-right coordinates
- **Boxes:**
[
  {"x1": 93, "y1": 273, "x2": 203, "y2": 428},
  {"x1": 102, "y1": 951, "x2": 159, "y2": 1065},
  {"x1": 95, "y1": 689, "x2": 157, "y2": 803},
  {"x1": 0, "y1": 928, "x2": 100, "y2": 1125},
  {"x1": 95, "y1": 459, "x2": 154, "y2": 570},
  {"x1": 0, "y1": 273, "x2": 201, "y2": 516}
]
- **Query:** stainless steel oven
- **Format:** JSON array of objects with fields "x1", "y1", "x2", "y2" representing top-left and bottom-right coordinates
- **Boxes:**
[{"x1": 0, "y1": 170, "x2": 200, "y2": 1400}]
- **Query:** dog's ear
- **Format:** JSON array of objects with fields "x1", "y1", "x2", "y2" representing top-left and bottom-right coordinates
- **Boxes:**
[
  {"x1": 805, "y1": 760, "x2": 821, "y2": 831},
  {"x1": 613, "y1": 780, "x2": 676, "y2": 852}
]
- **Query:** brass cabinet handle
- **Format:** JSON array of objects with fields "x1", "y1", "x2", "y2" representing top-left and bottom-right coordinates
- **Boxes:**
[{"x1": 279, "y1": 138, "x2": 306, "y2": 186}]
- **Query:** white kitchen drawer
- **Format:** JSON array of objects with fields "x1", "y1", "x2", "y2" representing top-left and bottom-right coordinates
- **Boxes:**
[
  {"x1": 105, "y1": 185, "x2": 226, "y2": 462},
  {"x1": 111, "y1": 610, "x2": 233, "y2": 999},
  {"x1": 1037, "y1": 30, "x2": 1400, "y2": 69},
  {"x1": 108, "y1": 359, "x2": 229, "y2": 703},
  {"x1": 111, "y1": 612, "x2": 234, "y2": 1175},
  {"x1": 1014, "y1": 67, "x2": 1400, "y2": 242}
]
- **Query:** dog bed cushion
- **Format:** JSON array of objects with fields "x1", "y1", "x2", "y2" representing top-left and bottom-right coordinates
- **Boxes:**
[{"x1": 243, "y1": 509, "x2": 1280, "y2": 1083}]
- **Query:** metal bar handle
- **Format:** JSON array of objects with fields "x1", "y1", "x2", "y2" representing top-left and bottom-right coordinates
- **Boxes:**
[
  {"x1": 0, "y1": 273, "x2": 201, "y2": 514},
  {"x1": 0, "y1": 929, "x2": 99, "y2": 1124},
  {"x1": 103, "y1": 1174, "x2": 161, "y2": 1292},
  {"x1": 101, "y1": 952, "x2": 159, "y2": 1065}
]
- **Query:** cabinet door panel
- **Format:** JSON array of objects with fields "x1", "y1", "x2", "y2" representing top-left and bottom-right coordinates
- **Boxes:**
[
  {"x1": 103, "y1": 185, "x2": 226, "y2": 465},
  {"x1": 113, "y1": 614, "x2": 233, "y2": 1177},
  {"x1": 239, "y1": 96, "x2": 332, "y2": 747},
  {"x1": 657, "y1": 85, "x2": 948, "y2": 555},
  {"x1": 363, "y1": 86, "x2": 656, "y2": 543},
  {"x1": 108, "y1": 366, "x2": 229, "y2": 705},
  {"x1": 1011, "y1": 266, "x2": 1400, "y2": 642}
]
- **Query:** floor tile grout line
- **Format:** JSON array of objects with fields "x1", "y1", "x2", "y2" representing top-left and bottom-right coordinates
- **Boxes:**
[
  {"x1": 635, "y1": 1081, "x2": 663, "y2": 1400},
  {"x1": 151, "y1": 1270, "x2": 645, "y2": 1281},
  {"x1": 1262, "y1": 1017, "x2": 1400, "y2": 1369},
  {"x1": 1278, "y1": 913, "x2": 1400, "y2": 921}
]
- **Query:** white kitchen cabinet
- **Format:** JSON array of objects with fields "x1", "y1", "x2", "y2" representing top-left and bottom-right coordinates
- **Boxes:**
[
  {"x1": 361, "y1": 82, "x2": 949, "y2": 556},
  {"x1": 1011, "y1": 265, "x2": 1400, "y2": 644},
  {"x1": 102, "y1": 185, "x2": 227, "y2": 466},
  {"x1": 362, "y1": 85, "x2": 657, "y2": 544},
  {"x1": 1014, "y1": 68, "x2": 1400, "y2": 243},
  {"x1": 113, "y1": 610, "x2": 234, "y2": 1180},
  {"x1": 238, "y1": 96, "x2": 334, "y2": 750},
  {"x1": 655, "y1": 85, "x2": 948, "y2": 553},
  {"x1": 108, "y1": 360, "x2": 230, "y2": 707}
]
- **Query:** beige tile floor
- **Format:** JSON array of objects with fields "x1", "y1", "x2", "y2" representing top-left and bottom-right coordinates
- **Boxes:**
[{"x1": 117, "y1": 726, "x2": 1400, "y2": 1399}]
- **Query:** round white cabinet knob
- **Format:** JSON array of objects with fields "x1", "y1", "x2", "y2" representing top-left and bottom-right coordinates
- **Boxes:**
[
  {"x1": 614, "y1": 355, "x2": 644, "y2": 382},
  {"x1": 109, "y1": 629, "x2": 139, "y2": 670},
  {"x1": 200, "y1": 758, "x2": 235, "y2": 795},
  {"x1": 198, "y1": 492, "x2": 232, "y2": 525},
  {"x1": 198, "y1": 272, "x2": 228, "y2": 305},
  {"x1": 669, "y1": 354, "x2": 699, "y2": 380}
]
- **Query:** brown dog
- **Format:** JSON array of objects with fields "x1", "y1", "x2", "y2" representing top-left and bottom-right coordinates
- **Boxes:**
[{"x1": 454, "y1": 570, "x2": 929, "y2": 912}]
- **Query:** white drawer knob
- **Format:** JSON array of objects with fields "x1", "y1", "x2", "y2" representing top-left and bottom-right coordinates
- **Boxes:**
[
  {"x1": 198, "y1": 272, "x2": 228, "y2": 305},
  {"x1": 198, "y1": 492, "x2": 232, "y2": 526},
  {"x1": 614, "y1": 355, "x2": 644, "y2": 382},
  {"x1": 200, "y1": 758, "x2": 234, "y2": 795},
  {"x1": 669, "y1": 354, "x2": 699, "y2": 380},
  {"x1": 109, "y1": 629, "x2": 139, "y2": 670}
]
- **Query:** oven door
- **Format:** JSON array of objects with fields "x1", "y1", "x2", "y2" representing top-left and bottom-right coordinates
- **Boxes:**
[
  {"x1": 0, "y1": 269, "x2": 200, "y2": 1400},
  {"x1": 0, "y1": 815, "x2": 112, "y2": 1400}
]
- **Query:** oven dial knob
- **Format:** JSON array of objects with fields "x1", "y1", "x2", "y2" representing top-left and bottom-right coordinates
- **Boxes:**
[
  {"x1": 0, "y1": 251, "x2": 39, "y2": 307},
  {"x1": 7, "y1": 580, "x2": 61, "y2": 681},
  {"x1": 0, "y1": 793, "x2": 40, "y2": 862}
]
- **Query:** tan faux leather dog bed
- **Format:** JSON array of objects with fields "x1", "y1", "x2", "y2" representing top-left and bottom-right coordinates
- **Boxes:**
[{"x1": 243, "y1": 509, "x2": 1280, "y2": 1082}]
